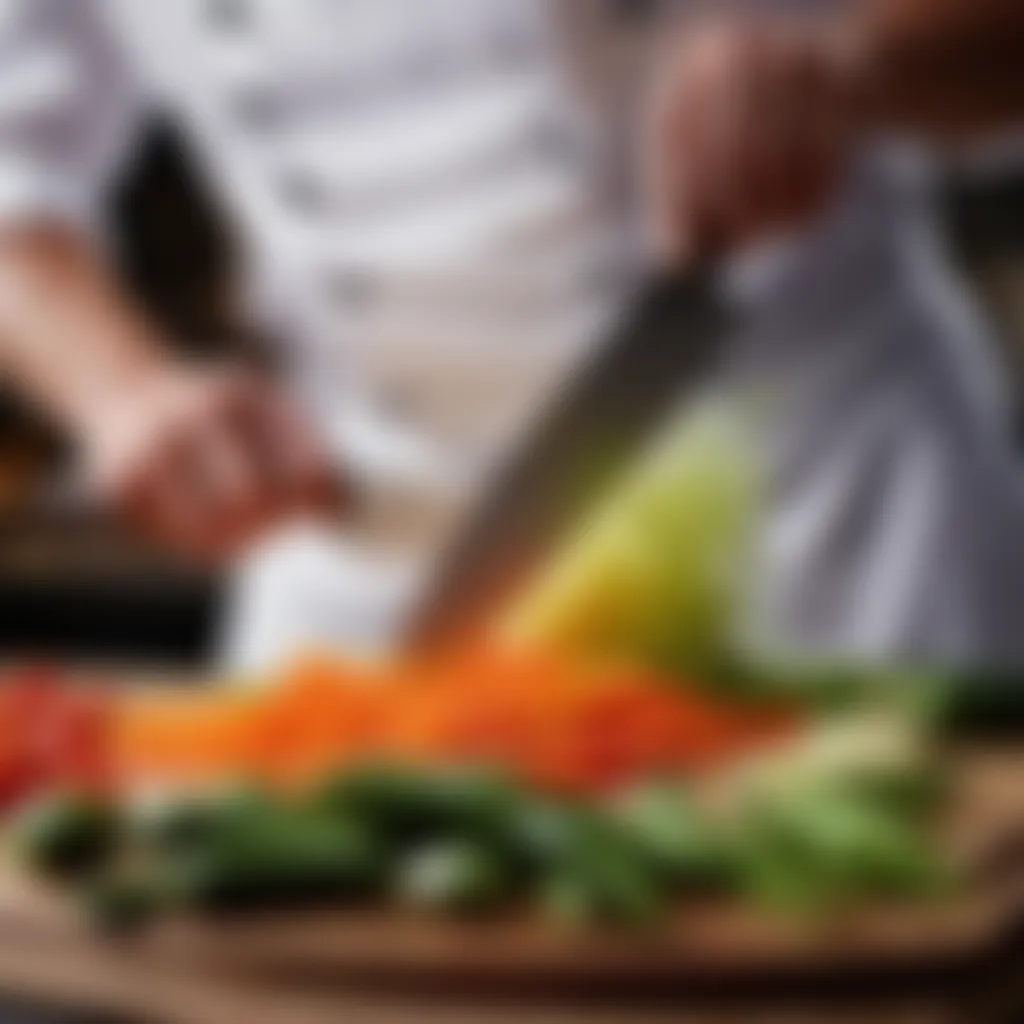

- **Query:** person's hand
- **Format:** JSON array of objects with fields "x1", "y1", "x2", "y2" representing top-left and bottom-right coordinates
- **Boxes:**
[
  {"x1": 646, "y1": 20, "x2": 866, "y2": 265},
  {"x1": 81, "y1": 364, "x2": 340, "y2": 564}
]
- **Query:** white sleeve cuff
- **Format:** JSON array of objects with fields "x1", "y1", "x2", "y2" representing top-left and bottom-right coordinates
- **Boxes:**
[{"x1": 0, "y1": 158, "x2": 98, "y2": 236}]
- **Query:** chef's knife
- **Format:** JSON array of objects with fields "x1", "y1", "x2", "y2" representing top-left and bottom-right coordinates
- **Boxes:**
[{"x1": 404, "y1": 267, "x2": 728, "y2": 655}]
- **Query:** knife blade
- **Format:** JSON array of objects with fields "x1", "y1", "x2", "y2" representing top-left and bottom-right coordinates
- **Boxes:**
[{"x1": 404, "y1": 267, "x2": 729, "y2": 655}]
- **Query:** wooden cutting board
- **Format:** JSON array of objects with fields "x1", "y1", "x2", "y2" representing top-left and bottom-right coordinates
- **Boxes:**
[{"x1": 0, "y1": 743, "x2": 1020, "y2": 1024}]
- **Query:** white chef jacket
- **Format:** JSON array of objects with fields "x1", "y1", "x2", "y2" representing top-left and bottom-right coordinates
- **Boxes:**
[
  {"x1": 1, "y1": 0, "x2": 1023, "y2": 672},
  {"x1": 727, "y1": 144, "x2": 1024, "y2": 671},
  {"x1": 0, "y1": 0, "x2": 626, "y2": 668}
]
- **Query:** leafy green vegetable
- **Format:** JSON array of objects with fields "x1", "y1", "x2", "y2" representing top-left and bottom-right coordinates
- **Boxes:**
[
  {"x1": 501, "y1": 405, "x2": 756, "y2": 675},
  {"x1": 18, "y1": 722, "x2": 950, "y2": 932},
  {"x1": 83, "y1": 872, "x2": 166, "y2": 934},
  {"x1": 613, "y1": 784, "x2": 726, "y2": 886},
  {"x1": 314, "y1": 763, "x2": 521, "y2": 844},
  {"x1": 537, "y1": 843, "x2": 664, "y2": 928},
  {"x1": 133, "y1": 782, "x2": 284, "y2": 855},
  {"x1": 504, "y1": 796, "x2": 592, "y2": 870},
  {"x1": 171, "y1": 809, "x2": 382, "y2": 913},
  {"x1": 723, "y1": 778, "x2": 951, "y2": 916},
  {"x1": 135, "y1": 784, "x2": 385, "y2": 914},
  {"x1": 395, "y1": 839, "x2": 511, "y2": 914},
  {"x1": 14, "y1": 793, "x2": 119, "y2": 879},
  {"x1": 524, "y1": 800, "x2": 669, "y2": 927},
  {"x1": 723, "y1": 711, "x2": 935, "y2": 810}
]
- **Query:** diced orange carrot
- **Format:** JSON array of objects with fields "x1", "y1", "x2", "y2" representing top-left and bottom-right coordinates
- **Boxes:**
[{"x1": 100, "y1": 646, "x2": 800, "y2": 797}]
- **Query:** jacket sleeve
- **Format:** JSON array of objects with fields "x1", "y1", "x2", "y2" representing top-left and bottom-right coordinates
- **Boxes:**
[{"x1": 0, "y1": 0, "x2": 139, "y2": 234}]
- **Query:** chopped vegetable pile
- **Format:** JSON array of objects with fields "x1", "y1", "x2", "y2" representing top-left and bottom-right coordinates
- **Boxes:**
[
  {"x1": 0, "y1": 657, "x2": 954, "y2": 933},
  {"x1": 115, "y1": 648, "x2": 796, "y2": 797},
  {"x1": 0, "y1": 409, "x2": 964, "y2": 930},
  {"x1": 15, "y1": 711, "x2": 949, "y2": 935}
]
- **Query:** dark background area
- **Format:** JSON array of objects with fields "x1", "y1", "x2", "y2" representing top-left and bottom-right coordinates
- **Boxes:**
[{"x1": 0, "y1": 123, "x2": 238, "y2": 668}]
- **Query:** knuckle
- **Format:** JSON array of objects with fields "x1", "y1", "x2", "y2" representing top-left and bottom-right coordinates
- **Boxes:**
[
  {"x1": 95, "y1": 444, "x2": 153, "y2": 512},
  {"x1": 103, "y1": 467, "x2": 141, "y2": 514},
  {"x1": 210, "y1": 377, "x2": 246, "y2": 416},
  {"x1": 668, "y1": 23, "x2": 738, "y2": 94},
  {"x1": 205, "y1": 370, "x2": 254, "y2": 418},
  {"x1": 689, "y1": 22, "x2": 747, "y2": 66}
]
